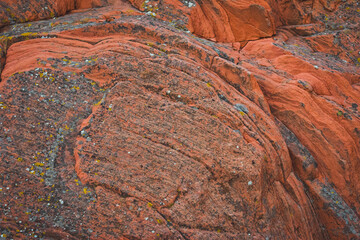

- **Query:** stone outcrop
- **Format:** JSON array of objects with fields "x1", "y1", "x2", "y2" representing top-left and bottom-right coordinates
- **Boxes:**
[
  {"x1": 0, "y1": 0, "x2": 112, "y2": 29},
  {"x1": 0, "y1": 0, "x2": 359, "y2": 239}
]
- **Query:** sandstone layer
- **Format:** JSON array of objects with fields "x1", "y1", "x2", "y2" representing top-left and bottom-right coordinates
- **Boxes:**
[{"x1": 0, "y1": 0, "x2": 359, "y2": 239}]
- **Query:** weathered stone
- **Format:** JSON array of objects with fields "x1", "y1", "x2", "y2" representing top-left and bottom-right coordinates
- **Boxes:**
[{"x1": 0, "y1": 0, "x2": 359, "y2": 239}]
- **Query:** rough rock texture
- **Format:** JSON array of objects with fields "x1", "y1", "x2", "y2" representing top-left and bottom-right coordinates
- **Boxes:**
[
  {"x1": 0, "y1": 0, "x2": 359, "y2": 239},
  {"x1": 0, "y1": 0, "x2": 114, "y2": 29}
]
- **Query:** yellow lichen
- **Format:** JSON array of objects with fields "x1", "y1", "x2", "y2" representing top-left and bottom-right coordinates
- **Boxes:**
[
  {"x1": 80, "y1": 18, "x2": 91, "y2": 24},
  {"x1": 94, "y1": 99, "x2": 103, "y2": 106},
  {"x1": 21, "y1": 32, "x2": 37, "y2": 37}
]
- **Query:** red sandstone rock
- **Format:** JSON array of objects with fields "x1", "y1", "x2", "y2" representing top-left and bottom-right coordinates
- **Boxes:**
[
  {"x1": 0, "y1": 0, "x2": 359, "y2": 239},
  {"x1": 0, "y1": 0, "x2": 111, "y2": 29}
]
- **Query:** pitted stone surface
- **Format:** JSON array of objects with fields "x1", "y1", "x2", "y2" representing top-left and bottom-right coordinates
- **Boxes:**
[{"x1": 0, "y1": 0, "x2": 359, "y2": 239}]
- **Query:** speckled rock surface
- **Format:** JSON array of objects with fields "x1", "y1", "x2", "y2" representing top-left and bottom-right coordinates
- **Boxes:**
[{"x1": 0, "y1": 0, "x2": 359, "y2": 239}]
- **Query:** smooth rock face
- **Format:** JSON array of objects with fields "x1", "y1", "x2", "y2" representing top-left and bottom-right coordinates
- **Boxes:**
[{"x1": 0, "y1": 0, "x2": 359, "y2": 239}]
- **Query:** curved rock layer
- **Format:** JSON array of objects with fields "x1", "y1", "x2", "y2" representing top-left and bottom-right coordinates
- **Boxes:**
[
  {"x1": 0, "y1": 0, "x2": 349, "y2": 42},
  {"x1": 0, "y1": 0, "x2": 359, "y2": 239},
  {"x1": 0, "y1": 0, "x2": 112, "y2": 29}
]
